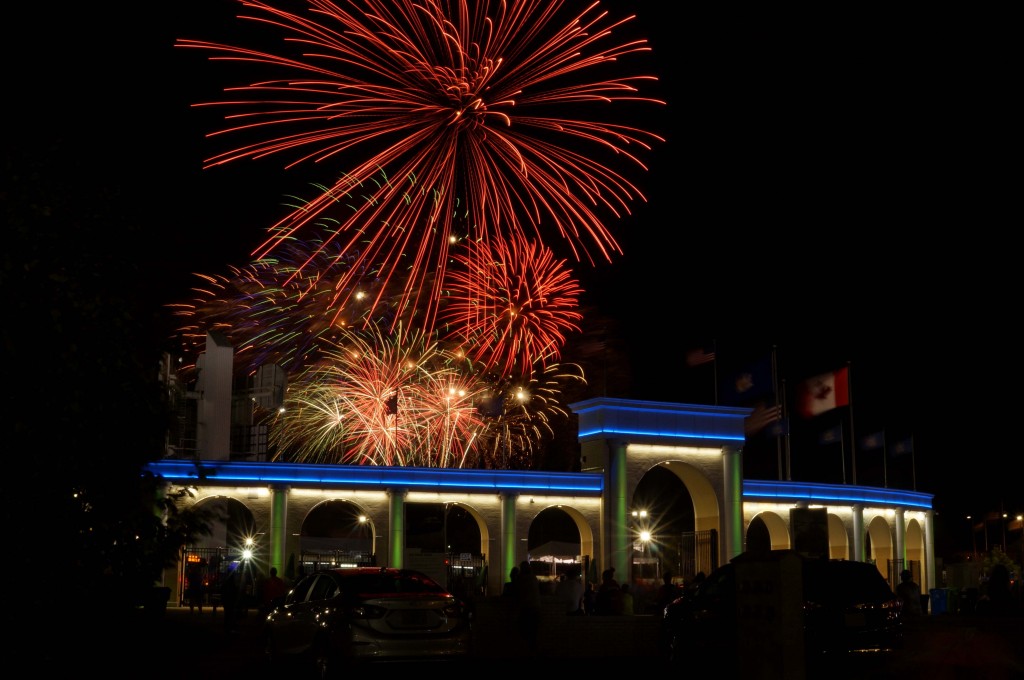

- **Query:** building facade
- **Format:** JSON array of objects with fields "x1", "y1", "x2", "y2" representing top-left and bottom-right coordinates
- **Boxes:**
[{"x1": 150, "y1": 397, "x2": 934, "y2": 604}]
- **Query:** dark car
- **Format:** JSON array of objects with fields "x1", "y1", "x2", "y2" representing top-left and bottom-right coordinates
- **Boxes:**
[
  {"x1": 662, "y1": 550, "x2": 903, "y2": 672},
  {"x1": 264, "y1": 567, "x2": 472, "y2": 677}
]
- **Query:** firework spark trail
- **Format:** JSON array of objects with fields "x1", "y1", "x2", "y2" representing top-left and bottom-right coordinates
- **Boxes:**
[
  {"x1": 474, "y1": 362, "x2": 587, "y2": 469},
  {"x1": 178, "y1": 0, "x2": 663, "y2": 331},
  {"x1": 167, "y1": 228, "x2": 389, "y2": 378},
  {"x1": 270, "y1": 323, "x2": 492, "y2": 466},
  {"x1": 441, "y1": 234, "x2": 583, "y2": 378}
]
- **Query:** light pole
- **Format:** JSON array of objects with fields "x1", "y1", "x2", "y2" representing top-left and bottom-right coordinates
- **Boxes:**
[{"x1": 1002, "y1": 512, "x2": 1008, "y2": 553}]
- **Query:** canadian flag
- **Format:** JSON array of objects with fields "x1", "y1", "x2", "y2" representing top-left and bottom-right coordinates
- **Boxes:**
[{"x1": 797, "y1": 367, "x2": 849, "y2": 418}]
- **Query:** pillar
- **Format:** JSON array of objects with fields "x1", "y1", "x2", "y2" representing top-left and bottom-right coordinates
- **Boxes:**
[
  {"x1": 894, "y1": 506, "x2": 906, "y2": 569},
  {"x1": 269, "y1": 485, "x2": 288, "y2": 576},
  {"x1": 500, "y1": 493, "x2": 518, "y2": 585},
  {"x1": 388, "y1": 488, "x2": 407, "y2": 568},
  {"x1": 852, "y1": 504, "x2": 865, "y2": 562},
  {"x1": 608, "y1": 439, "x2": 629, "y2": 580},
  {"x1": 925, "y1": 510, "x2": 936, "y2": 593},
  {"x1": 722, "y1": 445, "x2": 744, "y2": 563}
]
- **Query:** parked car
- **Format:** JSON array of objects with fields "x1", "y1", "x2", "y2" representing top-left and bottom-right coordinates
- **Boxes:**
[
  {"x1": 662, "y1": 550, "x2": 903, "y2": 672},
  {"x1": 264, "y1": 567, "x2": 472, "y2": 677}
]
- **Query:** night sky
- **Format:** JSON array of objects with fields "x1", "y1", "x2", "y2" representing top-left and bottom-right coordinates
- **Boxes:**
[{"x1": 8, "y1": 1, "x2": 1017, "y2": 534}]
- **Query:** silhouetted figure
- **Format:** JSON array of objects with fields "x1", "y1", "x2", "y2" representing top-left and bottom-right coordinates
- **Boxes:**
[
  {"x1": 186, "y1": 559, "x2": 206, "y2": 613},
  {"x1": 516, "y1": 560, "x2": 542, "y2": 654},
  {"x1": 896, "y1": 569, "x2": 922, "y2": 620},
  {"x1": 655, "y1": 571, "x2": 681, "y2": 614},
  {"x1": 594, "y1": 568, "x2": 624, "y2": 615},
  {"x1": 582, "y1": 582, "x2": 596, "y2": 615},
  {"x1": 555, "y1": 569, "x2": 584, "y2": 615},
  {"x1": 502, "y1": 566, "x2": 520, "y2": 598},
  {"x1": 685, "y1": 571, "x2": 706, "y2": 596},
  {"x1": 977, "y1": 564, "x2": 1014, "y2": 616},
  {"x1": 620, "y1": 583, "x2": 635, "y2": 615},
  {"x1": 260, "y1": 566, "x2": 288, "y2": 615}
]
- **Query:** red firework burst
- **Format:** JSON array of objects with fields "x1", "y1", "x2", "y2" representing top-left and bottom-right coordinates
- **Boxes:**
[
  {"x1": 441, "y1": 235, "x2": 583, "y2": 377},
  {"x1": 178, "y1": 0, "x2": 663, "y2": 331}
]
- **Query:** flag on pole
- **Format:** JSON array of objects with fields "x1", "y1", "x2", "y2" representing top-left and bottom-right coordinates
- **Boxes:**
[
  {"x1": 744, "y1": 403, "x2": 783, "y2": 437},
  {"x1": 860, "y1": 431, "x2": 885, "y2": 451},
  {"x1": 797, "y1": 367, "x2": 850, "y2": 418},
  {"x1": 720, "y1": 354, "x2": 774, "y2": 406},
  {"x1": 890, "y1": 437, "x2": 914, "y2": 457},
  {"x1": 384, "y1": 393, "x2": 399, "y2": 415},
  {"x1": 819, "y1": 424, "x2": 843, "y2": 445},
  {"x1": 685, "y1": 345, "x2": 716, "y2": 367}
]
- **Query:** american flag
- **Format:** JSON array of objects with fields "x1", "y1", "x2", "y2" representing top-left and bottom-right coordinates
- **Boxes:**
[{"x1": 685, "y1": 346, "x2": 716, "y2": 367}]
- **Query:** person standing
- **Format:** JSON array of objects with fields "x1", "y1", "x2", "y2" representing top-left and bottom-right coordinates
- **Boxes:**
[
  {"x1": 555, "y1": 569, "x2": 584, "y2": 615},
  {"x1": 582, "y1": 582, "x2": 597, "y2": 615},
  {"x1": 620, "y1": 583, "x2": 635, "y2": 615},
  {"x1": 502, "y1": 566, "x2": 520, "y2": 598},
  {"x1": 259, "y1": 566, "x2": 288, "y2": 615},
  {"x1": 895, "y1": 569, "x2": 923, "y2": 620},
  {"x1": 655, "y1": 571, "x2": 681, "y2": 614},
  {"x1": 516, "y1": 560, "x2": 542, "y2": 654},
  {"x1": 185, "y1": 559, "x2": 206, "y2": 613},
  {"x1": 594, "y1": 568, "x2": 624, "y2": 615}
]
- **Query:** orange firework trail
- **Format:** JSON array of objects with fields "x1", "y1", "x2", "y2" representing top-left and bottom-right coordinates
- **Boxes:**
[{"x1": 178, "y1": 0, "x2": 664, "y2": 331}]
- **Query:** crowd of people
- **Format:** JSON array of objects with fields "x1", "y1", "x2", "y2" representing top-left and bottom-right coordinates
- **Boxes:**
[
  {"x1": 502, "y1": 563, "x2": 696, "y2": 620},
  {"x1": 182, "y1": 559, "x2": 294, "y2": 633}
]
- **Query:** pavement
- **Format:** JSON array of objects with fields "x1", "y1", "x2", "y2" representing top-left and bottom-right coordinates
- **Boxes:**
[{"x1": 51, "y1": 604, "x2": 1024, "y2": 679}]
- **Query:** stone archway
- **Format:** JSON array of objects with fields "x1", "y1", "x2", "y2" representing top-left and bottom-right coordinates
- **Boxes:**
[
  {"x1": 746, "y1": 511, "x2": 790, "y2": 552},
  {"x1": 906, "y1": 518, "x2": 926, "y2": 589},
  {"x1": 628, "y1": 460, "x2": 720, "y2": 583},
  {"x1": 525, "y1": 505, "x2": 592, "y2": 588},
  {"x1": 866, "y1": 515, "x2": 895, "y2": 578},
  {"x1": 828, "y1": 513, "x2": 850, "y2": 559},
  {"x1": 300, "y1": 498, "x2": 375, "y2": 570},
  {"x1": 192, "y1": 495, "x2": 258, "y2": 555}
]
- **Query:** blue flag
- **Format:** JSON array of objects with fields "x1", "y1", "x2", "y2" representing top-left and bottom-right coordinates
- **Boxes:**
[
  {"x1": 819, "y1": 424, "x2": 843, "y2": 445},
  {"x1": 720, "y1": 354, "x2": 774, "y2": 407},
  {"x1": 860, "y1": 431, "x2": 885, "y2": 451},
  {"x1": 890, "y1": 437, "x2": 914, "y2": 457}
]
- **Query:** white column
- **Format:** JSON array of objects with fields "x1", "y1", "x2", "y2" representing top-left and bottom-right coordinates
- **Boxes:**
[
  {"x1": 895, "y1": 506, "x2": 906, "y2": 569},
  {"x1": 852, "y1": 504, "x2": 865, "y2": 562}
]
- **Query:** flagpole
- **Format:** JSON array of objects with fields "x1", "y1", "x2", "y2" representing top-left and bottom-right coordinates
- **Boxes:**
[
  {"x1": 882, "y1": 432, "x2": 888, "y2": 488},
  {"x1": 840, "y1": 421, "x2": 846, "y2": 484},
  {"x1": 782, "y1": 378, "x2": 792, "y2": 481},
  {"x1": 772, "y1": 345, "x2": 782, "y2": 481},
  {"x1": 910, "y1": 433, "x2": 916, "y2": 491},
  {"x1": 712, "y1": 338, "x2": 718, "y2": 406},
  {"x1": 847, "y1": 360, "x2": 856, "y2": 486}
]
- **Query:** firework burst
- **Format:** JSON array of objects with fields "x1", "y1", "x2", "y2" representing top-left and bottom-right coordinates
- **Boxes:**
[
  {"x1": 440, "y1": 234, "x2": 582, "y2": 378},
  {"x1": 472, "y1": 362, "x2": 587, "y2": 469},
  {"x1": 178, "y1": 0, "x2": 664, "y2": 330},
  {"x1": 167, "y1": 224, "x2": 421, "y2": 381},
  {"x1": 269, "y1": 323, "x2": 490, "y2": 466}
]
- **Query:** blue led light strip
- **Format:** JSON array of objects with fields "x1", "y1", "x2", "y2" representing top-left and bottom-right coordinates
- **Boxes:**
[{"x1": 146, "y1": 460, "x2": 604, "y2": 495}]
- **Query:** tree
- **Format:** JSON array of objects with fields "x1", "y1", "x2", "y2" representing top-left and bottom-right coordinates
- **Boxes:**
[{"x1": 4, "y1": 136, "x2": 215, "y2": 619}]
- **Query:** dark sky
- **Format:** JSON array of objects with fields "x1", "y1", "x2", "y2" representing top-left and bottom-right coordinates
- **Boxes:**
[{"x1": 9, "y1": 2, "x2": 1016, "y2": 526}]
